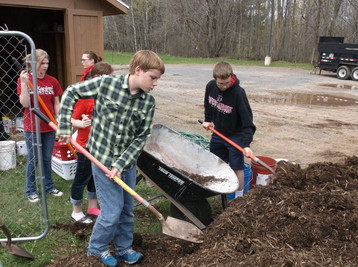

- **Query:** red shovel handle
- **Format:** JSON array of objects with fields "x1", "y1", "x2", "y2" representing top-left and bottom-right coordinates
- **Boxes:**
[{"x1": 198, "y1": 120, "x2": 275, "y2": 174}]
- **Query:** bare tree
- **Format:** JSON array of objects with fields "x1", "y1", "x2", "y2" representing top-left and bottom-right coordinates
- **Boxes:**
[
  {"x1": 103, "y1": 0, "x2": 358, "y2": 63},
  {"x1": 130, "y1": 0, "x2": 138, "y2": 51}
]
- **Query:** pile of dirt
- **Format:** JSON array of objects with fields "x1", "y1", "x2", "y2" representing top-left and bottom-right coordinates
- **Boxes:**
[{"x1": 49, "y1": 156, "x2": 358, "y2": 266}]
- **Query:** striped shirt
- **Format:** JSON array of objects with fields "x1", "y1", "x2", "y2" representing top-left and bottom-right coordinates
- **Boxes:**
[{"x1": 57, "y1": 74, "x2": 155, "y2": 172}]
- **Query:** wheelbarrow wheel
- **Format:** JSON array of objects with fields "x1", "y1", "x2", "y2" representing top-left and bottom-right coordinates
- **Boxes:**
[{"x1": 170, "y1": 199, "x2": 213, "y2": 226}]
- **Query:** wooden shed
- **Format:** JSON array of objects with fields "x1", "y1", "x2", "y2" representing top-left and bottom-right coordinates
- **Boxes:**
[{"x1": 0, "y1": 0, "x2": 128, "y2": 88}]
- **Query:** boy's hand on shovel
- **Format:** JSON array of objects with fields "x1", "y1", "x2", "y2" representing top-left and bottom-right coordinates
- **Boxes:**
[
  {"x1": 243, "y1": 147, "x2": 253, "y2": 157},
  {"x1": 198, "y1": 119, "x2": 275, "y2": 174},
  {"x1": 107, "y1": 167, "x2": 121, "y2": 181},
  {"x1": 201, "y1": 121, "x2": 213, "y2": 130}
]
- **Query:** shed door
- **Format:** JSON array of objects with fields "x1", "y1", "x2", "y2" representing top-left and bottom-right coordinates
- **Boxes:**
[{"x1": 64, "y1": 9, "x2": 103, "y2": 86}]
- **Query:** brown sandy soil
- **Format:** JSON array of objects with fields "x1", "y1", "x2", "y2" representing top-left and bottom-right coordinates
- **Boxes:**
[{"x1": 49, "y1": 65, "x2": 358, "y2": 266}]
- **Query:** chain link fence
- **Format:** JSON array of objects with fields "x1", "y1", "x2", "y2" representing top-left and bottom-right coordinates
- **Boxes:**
[{"x1": 0, "y1": 31, "x2": 49, "y2": 242}]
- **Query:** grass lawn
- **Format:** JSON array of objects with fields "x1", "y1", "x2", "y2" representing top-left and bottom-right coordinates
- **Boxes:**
[
  {"x1": 0, "y1": 163, "x2": 179, "y2": 266},
  {"x1": 104, "y1": 50, "x2": 313, "y2": 70}
]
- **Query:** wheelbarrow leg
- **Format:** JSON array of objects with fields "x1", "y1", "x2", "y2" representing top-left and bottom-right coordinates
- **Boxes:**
[
  {"x1": 137, "y1": 168, "x2": 207, "y2": 230},
  {"x1": 221, "y1": 194, "x2": 228, "y2": 210},
  {"x1": 169, "y1": 198, "x2": 212, "y2": 226}
]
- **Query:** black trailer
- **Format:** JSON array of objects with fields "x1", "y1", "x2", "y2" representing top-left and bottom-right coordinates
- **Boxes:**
[{"x1": 317, "y1": 36, "x2": 358, "y2": 81}]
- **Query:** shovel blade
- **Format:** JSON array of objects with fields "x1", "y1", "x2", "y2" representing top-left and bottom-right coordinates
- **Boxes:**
[
  {"x1": 162, "y1": 216, "x2": 204, "y2": 243},
  {"x1": 1, "y1": 242, "x2": 34, "y2": 259}
]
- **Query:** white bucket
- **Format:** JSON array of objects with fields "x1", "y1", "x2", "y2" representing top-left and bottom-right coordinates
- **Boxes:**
[
  {"x1": 0, "y1": 140, "x2": 16, "y2": 171},
  {"x1": 16, "y1": 140, "x2": 27, "y2": 155}
]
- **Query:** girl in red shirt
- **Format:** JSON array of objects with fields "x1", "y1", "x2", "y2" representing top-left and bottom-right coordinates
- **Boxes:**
[{"x1": 17, "y1": 49, "x2": 63, "y2": 203}]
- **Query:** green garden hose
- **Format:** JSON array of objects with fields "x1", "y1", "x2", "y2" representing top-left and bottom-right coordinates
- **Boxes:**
[{"x1": 178, "y1": 131, "x2": 210, "y2": 151}]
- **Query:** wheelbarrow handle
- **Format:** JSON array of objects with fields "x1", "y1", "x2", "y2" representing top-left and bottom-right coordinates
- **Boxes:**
[
  {"x1": 31, "y1": 108, "x2": 165, "y2": 221},
  {"x1": 198, "y1": 119, "x2": 275, "y2": 174}
]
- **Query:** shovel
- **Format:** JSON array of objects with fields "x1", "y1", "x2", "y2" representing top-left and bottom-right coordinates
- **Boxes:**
[
  {"x1": 12, "y1": 57, "x2": 77, "y2": 159},
  {"x1": 0, "y1": 218, "x2": 34, "y2": 259},
  {"x1": 32, "y1": 108, "x2": 203, "y2": 243},
  {"x1": 198, "y1": 120, "x2": 275, "y2": 174}
]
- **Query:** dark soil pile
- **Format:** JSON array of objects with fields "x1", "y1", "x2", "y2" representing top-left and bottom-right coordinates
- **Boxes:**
[{"x1": 49, "y1": 157, "x2": 358, "y2": 266}]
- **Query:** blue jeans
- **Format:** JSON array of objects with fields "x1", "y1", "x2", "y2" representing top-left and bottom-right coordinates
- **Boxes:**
[
  {"x1": 24, "y1": 131, "x2": 56, "y2": 197},
  {"x1": 70, "y1": 152, "x2": 97, "y2": 205},
  {"x1": 88, "y1": 163, "x2": 136, "y2": 254}
]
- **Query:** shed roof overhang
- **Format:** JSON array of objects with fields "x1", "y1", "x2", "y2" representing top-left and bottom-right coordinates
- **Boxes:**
[{"x1": 0, "y1": 0, "x2": 128, "y2": 15}]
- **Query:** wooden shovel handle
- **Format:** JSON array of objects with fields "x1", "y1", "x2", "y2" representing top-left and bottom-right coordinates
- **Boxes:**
[{"x1": 0, "y1": 218, "x2": 12, "y2": 246}]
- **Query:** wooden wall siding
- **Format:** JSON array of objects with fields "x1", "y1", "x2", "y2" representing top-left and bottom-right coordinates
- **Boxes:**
[
  {"x1": 65, "y1": 9, "x2": 103, "y2": 83},
  {"x1": 0, "y1": 0, "x2": 126, "y2": 86}
]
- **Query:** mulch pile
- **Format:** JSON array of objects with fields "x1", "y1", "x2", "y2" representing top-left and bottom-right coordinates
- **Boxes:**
[{"x1": 49, "y1": 156, "x2": 358, "y2": 266}]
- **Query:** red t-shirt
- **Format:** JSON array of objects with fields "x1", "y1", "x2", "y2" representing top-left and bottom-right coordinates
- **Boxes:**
[
  {"x1": 17, "y1": 74, "x2": 63, "y2": 132},
  {"x1": 72, "y1": 99, "x2": 94, "y2": 151}
]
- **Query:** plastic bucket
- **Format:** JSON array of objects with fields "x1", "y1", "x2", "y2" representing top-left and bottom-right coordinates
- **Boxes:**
[
  {"x1": 243, "y1": 162, "x2": 251, "y2": 194},
  {"x1": 0, "y1": 140, "x2": 16, "y2": 171},
  {"x1": 227, "y1": 163, "x2": 251, "y2": 200},
  {"x1": 250, "y1": 156, "x2": 277, "y2": 189},
  {"x1": 16, "y1": 140, "x2": 27, "y2": 155}
]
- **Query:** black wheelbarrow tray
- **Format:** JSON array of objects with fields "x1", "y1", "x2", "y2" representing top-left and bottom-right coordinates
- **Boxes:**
[{"x1": 136, "y1": 124, "x2": 239, "y2": 229}]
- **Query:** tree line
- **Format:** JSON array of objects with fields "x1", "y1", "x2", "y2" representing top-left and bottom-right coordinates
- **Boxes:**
[{"x1": 104, "y1": 0, "x2": 358, "y2": 63}]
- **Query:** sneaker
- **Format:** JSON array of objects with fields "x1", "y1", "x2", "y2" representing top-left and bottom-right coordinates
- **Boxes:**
[
  {"x1": 116, "y1": 249, "x2": 143, "y2": 264},
  {"x1": 87, "y1": 249, "x2": 118, "y2": 267},
  {"x1": 48, "y1": 189, "x2": 63, "y2": 197},
  {"x1": 87, "y1": 207, "x2": 101, "y2": 217},
  {"x1": 70, "y1": 215, "x2": 92, "y2": 224},
  {"x1": 27, "y1": 194, "x2": 39, "y2": 203}
]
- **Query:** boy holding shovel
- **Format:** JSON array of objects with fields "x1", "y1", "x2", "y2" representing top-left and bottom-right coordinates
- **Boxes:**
[
  {"x1": 56, "y1": 50, "x2": 165, "y2": 266},
  {"x1": 202, "y1": 61, "x2": 256, "y2": 198}
]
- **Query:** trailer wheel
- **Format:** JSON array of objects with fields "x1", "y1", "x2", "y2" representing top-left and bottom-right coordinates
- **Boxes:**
[
  {"x1": 337, "y1": 65, "x2": 351, "y2": 80},
  {"x1": 170, "y1": 199, "x2": 213, "y2": 226},
  {"x1": 351, "y1": 67, "x2": 358, "y2": 81}
]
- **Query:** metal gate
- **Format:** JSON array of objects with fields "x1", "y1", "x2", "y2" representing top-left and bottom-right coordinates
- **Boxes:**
[{"x1": 0, "y1": 30, "x2": 49, "y2": 243}]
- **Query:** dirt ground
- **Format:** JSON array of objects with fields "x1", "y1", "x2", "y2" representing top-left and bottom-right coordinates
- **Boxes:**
[
  {"x1": 49, "y1": 65, "x2": 358, "y2": 266},
  {"x1": 149, "y1": 64, "x2": 358, "y2": 168}
]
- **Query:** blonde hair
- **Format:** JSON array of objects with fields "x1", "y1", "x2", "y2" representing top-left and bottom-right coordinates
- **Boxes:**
[
  {"x1": 22, "y1": 49, "x2": 49, "y2": 72},
  {"x1": 129, "y1": 50, "x2": 165, "y2": 75},
  {"x1": 213, "y1": 61, "x2": 233, "y2": 79}
]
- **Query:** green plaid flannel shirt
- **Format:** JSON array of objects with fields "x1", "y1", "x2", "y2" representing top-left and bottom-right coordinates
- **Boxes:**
[{"x1": 57, "y1": 74, "x2": 155, "y2": 172}]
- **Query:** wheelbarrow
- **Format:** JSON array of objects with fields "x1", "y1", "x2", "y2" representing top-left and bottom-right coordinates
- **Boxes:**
[{"x1": 136, "y1": 124, "x2": 239, "y2": 229}]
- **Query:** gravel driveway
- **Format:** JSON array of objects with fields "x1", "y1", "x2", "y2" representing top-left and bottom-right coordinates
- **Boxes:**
[{"x1": 114, "y1": 64, "x2": 358, "y2": 167}]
